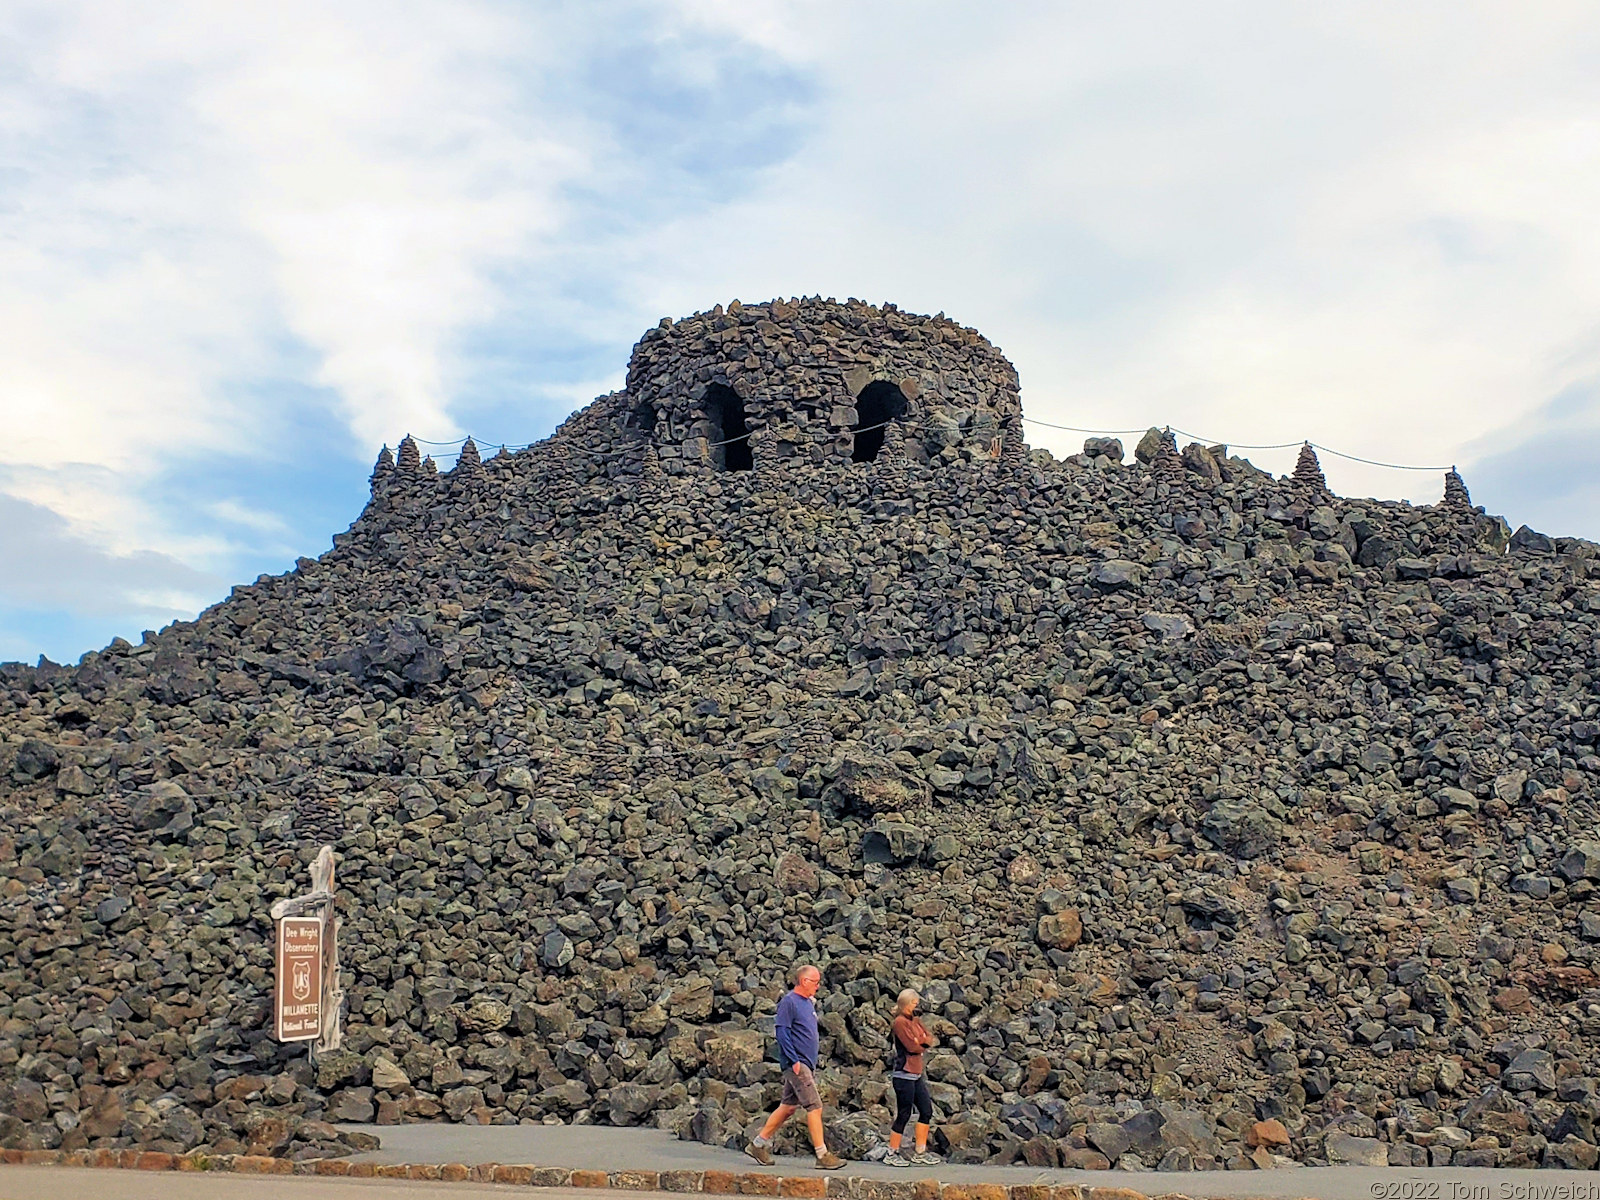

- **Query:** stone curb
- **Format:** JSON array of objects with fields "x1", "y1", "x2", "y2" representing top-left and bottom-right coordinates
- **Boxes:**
[{"x1": 0, "y1": 1148, "x2": 1264, "y2": 1200}]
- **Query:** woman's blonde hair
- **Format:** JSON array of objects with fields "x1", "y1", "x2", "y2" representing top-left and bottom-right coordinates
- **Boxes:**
[{"x1": 895, "y1": 988, "x2": 920, "y2": 1015}]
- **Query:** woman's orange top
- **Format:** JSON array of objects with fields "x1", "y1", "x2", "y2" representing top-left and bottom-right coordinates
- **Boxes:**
[{"x1": 891, "y1": 1014, "x2": 933, "y2": 1076}]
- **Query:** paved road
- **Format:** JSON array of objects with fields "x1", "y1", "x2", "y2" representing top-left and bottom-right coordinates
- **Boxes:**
[
  {"x1": 0, "y1": 1168, "x2": 616, "y2": 1199},
  {"x1": 4, "y1": 1161, "x2": 1600, "y2": 1200}
]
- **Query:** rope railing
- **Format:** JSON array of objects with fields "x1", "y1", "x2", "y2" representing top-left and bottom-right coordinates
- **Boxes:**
[
  {"x1": 406, "y1": 416, "x2": 1457, "y2": 475},
  {"x1": 1300, "y1": 443, "x2": 1452, "y2": 473}
]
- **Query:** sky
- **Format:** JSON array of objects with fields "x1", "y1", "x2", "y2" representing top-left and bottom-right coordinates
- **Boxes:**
[{"x1": 6, "y1": 1, "x2": 1600, "y2": 665}]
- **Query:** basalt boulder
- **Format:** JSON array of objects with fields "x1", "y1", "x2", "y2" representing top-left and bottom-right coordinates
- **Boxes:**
[{"x1": 822, "y1": 753, "x2": 931, "y2": 818}]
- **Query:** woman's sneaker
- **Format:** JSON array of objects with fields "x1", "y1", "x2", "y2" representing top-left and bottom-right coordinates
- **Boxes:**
[
  {"x1": 883, "y1": 1152, "x2": 912, "y2": 1168},
  {"x1": 910, "y1": 1151, "x2": 942, "y2": 1166}
]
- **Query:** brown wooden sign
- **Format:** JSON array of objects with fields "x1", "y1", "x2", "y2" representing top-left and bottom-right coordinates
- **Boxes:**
[
  {"x1": 275, "y1": 915, "x2": 324, "y2": 1041},
  {"x1": 270, "y1": 846, "x2": 345, "y2": 1056}
]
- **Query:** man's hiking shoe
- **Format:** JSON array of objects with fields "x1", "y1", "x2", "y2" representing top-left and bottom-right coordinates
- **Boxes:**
[
  {"x1": 910, "y1": 1151, "x2": 942, "y2": 1166},
  {"x1": 883, "y1": 1152, "x2": 912, "y2": 1168},
  {"x1": 746, "y1": 1141, "x2": 774, "y2": 1166},
  {"x1": 814, "y1": 1150, "x2": 845, "y2": 1170}
]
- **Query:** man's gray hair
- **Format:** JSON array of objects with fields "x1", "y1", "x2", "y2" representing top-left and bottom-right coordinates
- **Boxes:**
[{"x1": 796, "y1": 964, "x2": 821, "y2": 982}]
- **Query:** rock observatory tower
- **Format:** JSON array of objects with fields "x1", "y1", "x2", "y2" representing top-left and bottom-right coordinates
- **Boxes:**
[{"x1": 620, "y1": 298, "x2": 1023, "y2": 474}]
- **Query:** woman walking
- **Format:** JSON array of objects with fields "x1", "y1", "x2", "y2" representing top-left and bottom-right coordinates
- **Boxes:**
[{"x1": 885, "y1": 988, "x2": 939, "y2": 1167}]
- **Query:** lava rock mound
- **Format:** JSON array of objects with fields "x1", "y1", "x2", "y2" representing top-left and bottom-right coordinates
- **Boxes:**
[{"x1": 2, "y1": 298, "x2": 1600, "y2": 1171}]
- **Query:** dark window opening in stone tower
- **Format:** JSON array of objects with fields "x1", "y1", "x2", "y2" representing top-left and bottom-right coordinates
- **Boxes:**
[
  {"x1": 852, "y1": 380, "x2": 909, "y2": 462},
  {"x1": 704, "y1": 383, "x2": 753, "y2": 471},
  {"x1": 633, "y1": 402, "x2": 658, "y2": 438}
]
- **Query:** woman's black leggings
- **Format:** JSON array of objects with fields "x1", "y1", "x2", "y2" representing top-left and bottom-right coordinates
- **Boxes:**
[{"x1": 891, "y1": 1075, "x2": 933, "y2": 1133}]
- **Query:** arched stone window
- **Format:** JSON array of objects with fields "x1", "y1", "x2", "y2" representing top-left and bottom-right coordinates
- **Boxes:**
[
  {"x1": 852, "y1": 380, "x2": 909, "y2": 463},
  {"x1": 704, "y1": 383, "x2": 753, "y2": 472}
]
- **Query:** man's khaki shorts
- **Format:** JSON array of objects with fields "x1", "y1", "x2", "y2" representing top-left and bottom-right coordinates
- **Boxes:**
[{"x1": 781, "y1": 1063, "x2": 822, "y2": 1112}]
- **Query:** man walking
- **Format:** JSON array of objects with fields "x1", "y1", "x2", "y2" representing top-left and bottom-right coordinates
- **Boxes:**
[{"x1": 747, "y1": 965, "x2": 844, "y2": 1169}]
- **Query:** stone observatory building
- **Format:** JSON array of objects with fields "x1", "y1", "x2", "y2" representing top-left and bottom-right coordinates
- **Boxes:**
[{"x1": 621, "y1": 297, "x2": 1023, "y2": 474}]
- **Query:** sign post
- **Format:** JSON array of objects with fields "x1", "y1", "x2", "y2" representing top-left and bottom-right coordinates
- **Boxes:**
[{"x1": 270, "y1": 846, "x2": 345, "y2": 1058}]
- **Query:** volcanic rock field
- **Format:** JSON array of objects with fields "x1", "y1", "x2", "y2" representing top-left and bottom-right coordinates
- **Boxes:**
[{"x1": 3, "y1": 298, "x2": 1600, "y2": 1171}]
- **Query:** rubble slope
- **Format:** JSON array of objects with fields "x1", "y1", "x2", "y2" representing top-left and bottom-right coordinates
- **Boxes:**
[{"x1": 3, "y1": 305, "x2": 1600, "y2": 1171}]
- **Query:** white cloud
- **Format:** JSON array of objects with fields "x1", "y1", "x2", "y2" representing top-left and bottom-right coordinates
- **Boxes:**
[
  {"x1": 0, "y1": 493, "x2": 219, "y2": 616},
  {"x1": 193, "y1": 2, "x2": 590, "y2": 447},
  {"x1": 0, "y1": 0, "x2": 793, "y2": 608},
  {"x1": 628, "y1": 3, "x2": 1600, "y2": 515},
  {"x1": 205, "y1": 499, "x2": 291, "y2": 538},
  {"x1": 2, "y1": 1, "x2": 576, "y2": 499}
]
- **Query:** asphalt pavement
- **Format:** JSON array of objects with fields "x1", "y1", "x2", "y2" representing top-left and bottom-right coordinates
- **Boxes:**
[{"x1": 0, "y1": 1168, "x2": 599, "y2": 1199}]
